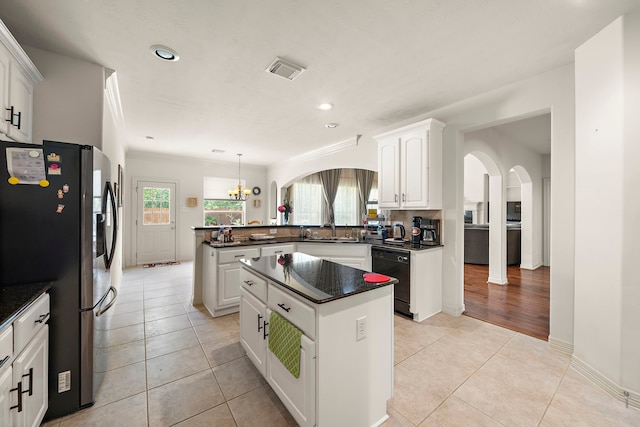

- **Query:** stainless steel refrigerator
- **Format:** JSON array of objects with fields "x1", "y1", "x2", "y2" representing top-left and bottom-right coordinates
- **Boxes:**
[{"x1": 0, "y1": 139, "x2": 118, "y2": 419}]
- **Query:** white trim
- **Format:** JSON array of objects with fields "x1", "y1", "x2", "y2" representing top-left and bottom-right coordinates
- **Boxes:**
[
  {"x1": 571, "y1": 355, "x2": 640, "y2": 410},
  {"x1": 104, "y1": 70, "x2": 125, "y2": 129},
  {"x1": 487, "y1": 277, "x2": 509, "y2": 285},
  {"x1": 0, "y1": 19, "x2": 43, "y2": 83},
  {"x1": 549, "y1": 335, "x2": 573, "y2": 355},
  {"x1": 442, "y1": 303, "x2": 465, "y2": 317},
  {"x1": 520, "y1": 262, "x2": 543, "y2": 271},
  {"x1": 288, "y1": 135, "x2": 359, "y2": 162},
  {"x1": 374, "y1": 118, "x2": 446, "y2": 141}
]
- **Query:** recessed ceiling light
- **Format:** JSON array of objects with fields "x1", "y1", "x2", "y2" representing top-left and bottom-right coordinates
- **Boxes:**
[
  {"x1": 211, "y1": 149, "x2": 225, "y2": 154},
  {"x1": 145, "y1": 136, "x2": 154, "y2": 140},
  {"x1": 150, "y1": 45, "x2": 179, "y2": 62},
  {"x1": 325, "y1": 123, "x2": 339, "y2": 129},
  {"x1": 317, "y1": 103, "x2": 333, "y2": 111}
]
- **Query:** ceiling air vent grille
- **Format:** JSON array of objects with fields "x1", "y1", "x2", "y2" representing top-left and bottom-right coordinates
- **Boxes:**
[{"x1": 266, "y1": 57, "x2": 306, "y2": 81}]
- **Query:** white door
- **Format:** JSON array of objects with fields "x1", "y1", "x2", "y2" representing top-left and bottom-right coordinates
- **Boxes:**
[
  {"x1": 12, "y1": 326, "x2": 48, "y2": 427},
  {"x1": 136, "y1": 180, "x2": 176, "y2": 265}
]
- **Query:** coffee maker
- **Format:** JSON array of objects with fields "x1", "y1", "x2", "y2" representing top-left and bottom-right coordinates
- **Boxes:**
[{"x1": 420, "y1": 219, "x2": 440, "y2": 245}]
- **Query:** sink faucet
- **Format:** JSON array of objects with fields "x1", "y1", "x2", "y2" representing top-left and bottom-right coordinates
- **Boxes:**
[{"x1": 323, "y1": 222, "x2": 336, "y2": 237}]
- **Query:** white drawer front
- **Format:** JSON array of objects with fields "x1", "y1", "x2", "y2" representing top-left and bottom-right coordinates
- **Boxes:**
[
  {"x1": 0, "y1": 326, "x2": 12, "y2": 370},
  {"x1": 240, "y1": 268, "x2": 267, "y2": 302},
  {"x1": 218, "y1": 247, "x2": 260, "y2": 264},
  {"x1": 14, "y1": 293, "x2": 50, "y2": 355},
  {"x1": 261, "y1": 244, "x2": 296, "y2": 257},
  {"x1": 268, "y1": 285, "x2": 315, "y2": 340}
]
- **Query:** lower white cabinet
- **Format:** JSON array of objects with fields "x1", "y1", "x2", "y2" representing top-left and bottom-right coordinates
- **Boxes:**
[
  {"x1": 203, "y1": 245, "x2": 260, "y2": 317},
  {"x1": 11, "y1": 327, "x2": 48, "y2": 427},
  {"x1": 411, "y1": 247, "x2": 443, "y2": 321},
  {"x1": 297, "y1": 243, "x2": 371, "y2": 270},
  {"x1": 260, "y1": 244, "x2": 296, "y2": 257},
  {"x1": 0, "y1": 292, "x2": 49, "y2": 427},
  {"x1": 239, "y1": 287, "x2": 267, "y2": 376}
]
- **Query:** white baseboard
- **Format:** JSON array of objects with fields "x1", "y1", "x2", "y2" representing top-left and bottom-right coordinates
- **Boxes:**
[
  {"x1": 549, "y1": 336, "x2": 574, "y2": 355},
  {"x1": 487, "y1": 276, "x2": 509, "y2": 285},
  {"x1": 520, "y1": 262, "x2": 543, "y2": 271},
  {"x1": 571, "y1": 355, "x2": 640, "y2": 410},
  {"x1": 442, "y1": 303, "x2": 465, "y2": 317}
]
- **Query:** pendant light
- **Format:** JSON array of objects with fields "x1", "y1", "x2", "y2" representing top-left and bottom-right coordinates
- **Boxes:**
[{"x1": 228, "y1": 153, "x2": 251, "y2": 201}]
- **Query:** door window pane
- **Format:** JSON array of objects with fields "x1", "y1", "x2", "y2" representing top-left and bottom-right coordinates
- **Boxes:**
[{"x1": 143, "y1": 187, "x2": 170, "y2": 225}]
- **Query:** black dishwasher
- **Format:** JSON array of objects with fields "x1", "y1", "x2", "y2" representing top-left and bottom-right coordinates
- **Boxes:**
[{"x1": 371, "y1": 247, "x2": 411, "y2": 317}]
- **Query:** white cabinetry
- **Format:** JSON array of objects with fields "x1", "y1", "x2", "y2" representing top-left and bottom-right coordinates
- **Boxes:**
[
  {"x1": 374, "y1": 118, "x2": 445, "y2": 209},
  {"x1": 0, "y1": 21, "x2": 42, "y2": 143},
  {"x1": 297, "y1": 243, "x2": 371, "y2": 270},
  {"x1": 260, "y1": 244, "x2": 296, "y2": 257},
  {"x1": 0, "y1": 293, "x2": 49, "y2": 427},
  {"x1": 239, "y1": 265, "x2": 393, "y2": 427},
  {"x1": 203, "y1": 245, "x2": 260, "y2": 317},
  {"x1": 411, "y1": 247, "x2": 443, "y2": 322}
]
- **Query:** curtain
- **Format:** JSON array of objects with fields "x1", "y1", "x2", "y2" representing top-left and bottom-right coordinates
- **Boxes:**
[
  {"x1": 355, "y1": 169, "x2": 375, "y2": 221},
  {"x1": 318, "y1": 169, "x2": 342, "y2": 224}
]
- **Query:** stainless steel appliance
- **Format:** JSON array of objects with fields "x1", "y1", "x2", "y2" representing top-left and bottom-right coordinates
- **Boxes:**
[
  {"x1": 0, "y1": 140, "x2": 118, "y2": 419},
  {"x1": 371, "y1": 247, "x2": 411, "y2": 317},
  {"x1": 421, "y1": 219, "x2": 440, "y2": 245}
]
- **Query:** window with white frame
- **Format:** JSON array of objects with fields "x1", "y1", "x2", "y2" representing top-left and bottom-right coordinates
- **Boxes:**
[{"x1": 203, "y1": 177, "x2": 246, "y2": 226}]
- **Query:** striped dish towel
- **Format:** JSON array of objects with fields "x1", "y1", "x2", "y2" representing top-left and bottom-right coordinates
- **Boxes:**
[{"x1": 268, "y1": 311, "x2": 302, "y2": 378}]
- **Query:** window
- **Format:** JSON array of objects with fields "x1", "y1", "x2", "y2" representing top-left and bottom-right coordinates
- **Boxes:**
[
  {"x1": 203, "y1": 177, "x2": 246, "y2": 226},
  {"x1": 289, "y1": 169, "x2": 377, "y2": 225},
  {"x1": 143, "y1": 187, "x2": 171, "y2": 225}
]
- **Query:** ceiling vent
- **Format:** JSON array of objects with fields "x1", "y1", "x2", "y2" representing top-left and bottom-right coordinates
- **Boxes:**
[{"x1": 265, "y1": 57, "x2": 306, "y2": 81}]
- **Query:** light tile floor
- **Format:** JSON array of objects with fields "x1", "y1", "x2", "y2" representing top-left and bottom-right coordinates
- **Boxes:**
[{"x1": 42, "y1": 262, "x2": 640, "y2": 426}]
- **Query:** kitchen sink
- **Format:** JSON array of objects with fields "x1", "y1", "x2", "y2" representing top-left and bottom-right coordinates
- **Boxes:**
[{"x1": 308, "y1": 237, "x2": 360, "y2": 243}]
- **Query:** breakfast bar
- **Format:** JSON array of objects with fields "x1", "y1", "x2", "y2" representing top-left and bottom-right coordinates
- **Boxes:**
[{"x1": 239, "y1": 252, "x2": 396, "y2": 427}]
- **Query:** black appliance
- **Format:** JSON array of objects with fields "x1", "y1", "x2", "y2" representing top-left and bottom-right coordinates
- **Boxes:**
[
  {"x1": 371, "y1": 247, "x2": 411, "y2": 317},
  {"x1": 507, "y1": 201, "x2": 521, "y2": 222},
  {"x1": 411, "y1": 216, "x2": 422, "y2": 243},
  {"x1": 0, "y1": 140, "x2": 118, "y2": 419}
]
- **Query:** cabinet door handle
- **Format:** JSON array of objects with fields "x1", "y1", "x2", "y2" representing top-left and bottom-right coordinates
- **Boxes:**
[
  {"x1": 14, "y1": 111, "x2": 21, "y2": 129},
  {"x1": 402, "y1": 193, "x2": 406, "y2": 202},
  {"x1": 34, "y1": 313, "x2": 50, "y2": 324},
  {"x1": 394, "y1": 194, "x2": 398, "y2": 203},
  {"x1": 277, "y1": 303, "x2": 291, "y2": 312},
  {"x1": 274, "y1": 250, "x2": 283, "y2": 254},
  {"x1": 10, "y1": 381, "x2": 23, "y2": 412},
  {"x1": 5, "y1": 106, "x2": 14, "y2": 124},
  {"x1": 263, "y1": 320, "x2": 269, "y2": 339},
  {"x1": 258, "y1": 314, "x2": 263, "y2": 332},
  {"x1": 22, "y1": 368, "x2": 33, "y2": 397},
  {"x1": 244, "y1": 280, "x2": 254, "y2": 286},
  {"x1": 234, "y1": 254, "x2": 246, "y2": 258},
  {"x1": 0, "y1": 355, "x2": 9, "y2": 369}
]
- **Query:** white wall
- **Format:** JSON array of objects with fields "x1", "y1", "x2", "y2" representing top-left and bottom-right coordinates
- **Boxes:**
[
  {"x1": 124, "y1": 151, "x2": 268, "y2": 267},
  {"x1": 464, "y1": 154, "x2": 487, "y2": 205},
  {"x1": 574, "y1": 11, "x2": 640, "y2": 395},
  {"x1": 24, "y1": 46, "x2": 104, "y2": 148}
]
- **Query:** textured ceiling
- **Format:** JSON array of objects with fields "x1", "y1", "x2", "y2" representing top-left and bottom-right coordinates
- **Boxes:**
[{"x1": 0, "y1": 0, "x2": 636, "y2": 165}]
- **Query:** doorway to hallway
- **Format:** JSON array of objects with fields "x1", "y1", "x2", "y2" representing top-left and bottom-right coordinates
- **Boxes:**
[{"x1": 463, "y1": 264, "x2": 550, "y2": 340}]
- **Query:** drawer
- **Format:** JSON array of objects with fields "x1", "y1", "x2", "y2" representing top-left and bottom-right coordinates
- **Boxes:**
[
  {"x1": 14, "y1": 293, "x2": 50, "y2": 356},
  {"x1": 268, "y1": 284, "x2": 316, "y2": 340},
  {"x1": 260, "y1": 244, "x2": 296, "y2": 257},
  {"x1": 218, "y1": 247, "x2": 260, "y2": 264},
  {"x1": 0, "y1": 326, "x2": 12, "y2": 370},
  {"x1": 240, "y1": 268, "x2": 267, "y2": 302}
]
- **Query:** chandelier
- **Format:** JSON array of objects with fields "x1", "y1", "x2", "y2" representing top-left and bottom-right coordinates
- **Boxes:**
[{"x1": 228, "y1": 153, "x2": 251, "y2": 201}]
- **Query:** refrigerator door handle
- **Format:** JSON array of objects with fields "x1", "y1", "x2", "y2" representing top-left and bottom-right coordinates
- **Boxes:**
[
  {"x1": 81, "y1": 285, "x2": 118, "y2": 316},
  {"x1": 96, "y1": 285, "x2": 118, "y2": 317},
  {"x1": 102, "y1": 182, "x2": 118, "y2": 269}
]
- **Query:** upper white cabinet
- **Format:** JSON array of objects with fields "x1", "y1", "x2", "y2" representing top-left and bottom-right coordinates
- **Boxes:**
[
  {"x1": 374, "y1": 118, "x2": 445, "y2": 209},
  {"x1": 0, "y1": 19, "x2": 43, "y2": 143}
]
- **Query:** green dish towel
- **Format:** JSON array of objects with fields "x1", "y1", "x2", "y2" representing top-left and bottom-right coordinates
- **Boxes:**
[{"x1": 268, "y1": 311, "x2": 302, "y2": 379}]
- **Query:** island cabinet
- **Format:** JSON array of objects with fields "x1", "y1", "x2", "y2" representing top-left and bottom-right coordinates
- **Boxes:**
[
  {"x1": 239, "y1": 253, "x2": 394, "y2": 427},
  {"x1": 0, "y1": 292, "x2": 49, "y2": 427},
  {"x1": 374, "y1": 118, "x2": 445, "y2": 210},
  {"x1": 202, "y1": 245, "x2": 260, "y2": 317}
]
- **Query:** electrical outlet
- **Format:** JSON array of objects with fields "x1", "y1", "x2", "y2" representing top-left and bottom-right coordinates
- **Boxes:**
[
  {"x1": 269, "y1": 228, "x2": 277, "y2": 234},
  {"x1": 356, "y1": 316, "x2": 367, "y2": 341}
]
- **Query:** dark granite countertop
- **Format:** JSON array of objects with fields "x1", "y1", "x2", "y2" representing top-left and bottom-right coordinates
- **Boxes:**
[
  {"x1": 240, "y1": 252, "x2": 397, "y2": 304},
  {"x1": 0, "y1": 282, "x2": 52, "y2": 331}
]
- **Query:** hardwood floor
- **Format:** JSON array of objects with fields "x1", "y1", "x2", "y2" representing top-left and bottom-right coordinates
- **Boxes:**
[{"x1": 463, "y1": 264, "x2": 550, "y2": 340}]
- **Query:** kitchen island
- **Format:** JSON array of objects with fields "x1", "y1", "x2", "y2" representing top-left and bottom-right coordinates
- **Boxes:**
[{"x1": 239, "y1": 252, "x2": 395, "y2": 427}]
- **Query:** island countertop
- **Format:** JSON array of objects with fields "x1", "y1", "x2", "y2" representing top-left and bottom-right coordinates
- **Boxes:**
[{"x1": 239, "y1": 252, "x2": 397, "y2": 304}]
